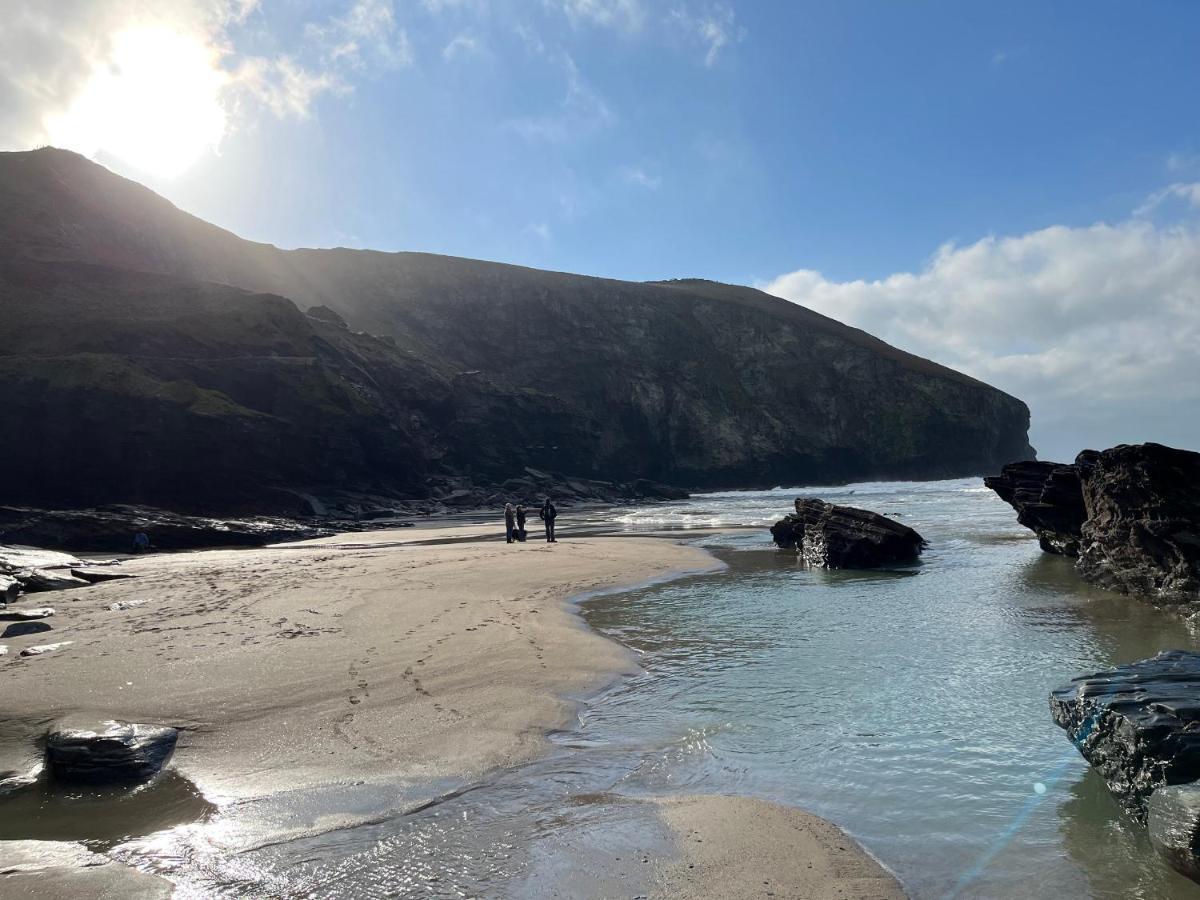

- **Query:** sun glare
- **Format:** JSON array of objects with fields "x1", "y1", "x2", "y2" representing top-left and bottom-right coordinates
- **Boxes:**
[{"x1": 45, "y1": 26, "x2": 227, "y2": 178}]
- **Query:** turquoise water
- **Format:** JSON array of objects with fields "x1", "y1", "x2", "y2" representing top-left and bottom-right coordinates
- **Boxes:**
[
  {"x1": 84, "y1": 480, "x2": 1200, "y2": 896},
  {"x1": 580, "y1": 480, "x2": 1200, "y2": 897}
]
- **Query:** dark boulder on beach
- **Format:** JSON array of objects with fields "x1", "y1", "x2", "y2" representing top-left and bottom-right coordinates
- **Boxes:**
[
  {"x1": 987, "y1": 443, "x2": 1200, "y2": 602},
  {"x1": 1050, "y1": 650, "x2": 1200, "y2": 821},
  {"x1": 983, "y1": 460, "x2": 1086, "y2": 556},
  {"x1": 1074, "y1": 443, "x2": 1200, "y2": 602},
  {"x1": 770, "y1": 498, "x2": 927, "y2": 568},
  {"x1": 46, "y1": 720, "x2": 179, "y2": 785},
  {"x1": 1149, "y1": 783, "x2": 1200, "y2": 884}
]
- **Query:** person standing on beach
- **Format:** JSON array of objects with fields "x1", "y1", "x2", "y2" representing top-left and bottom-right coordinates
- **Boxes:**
[
  {"x1": 539, "y1": 498, "x2": 557, "y2": 543},
  {"x1": 504, "y1": 503, "x2": 516, "y2": 543},
  {"x1": 515, "y1": 504, "x2": 527, "y2": 542}
]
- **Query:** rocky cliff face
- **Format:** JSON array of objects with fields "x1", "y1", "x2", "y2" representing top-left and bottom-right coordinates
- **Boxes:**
[
  {"x1": 987, "y1": 443, "x2": 1200, "y2": 602},
  {"x1": 0, "y1": 149, "x2": 1035, "y2": 513}
]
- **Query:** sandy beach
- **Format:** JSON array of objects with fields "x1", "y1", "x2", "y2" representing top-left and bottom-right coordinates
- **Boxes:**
[{"x1": 0, "y1": 527, "x2": 903, "y2": 898}]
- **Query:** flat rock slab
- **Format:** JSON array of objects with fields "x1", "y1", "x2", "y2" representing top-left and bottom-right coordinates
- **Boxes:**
[
  {"x1": 46, "y1": 720, "x2": 178, "y2": 785},
  {"x1": 770, "y1": 498, "x2": 926, "y2": 568},
  {"x1": 14, "y1": 570, "x2": 90, "y2": 593},
  {"x1": 69, "y1": 568, "x2": 135, "y2": 584},
  {"x1": 0, "y1": 547, "x2": 83, "y2": 571},
  {"x1": 19, "y1": 641, "x2": 72, "y2": 657},
  {"x1": 1050, "y1": 650, "x2": 1200, "y2": 821},
  {"x1": 1, "y1": 621, "x2": 51, "y2": 639},
  {"x1": 1149, "y1": 783, "x2": 1200, "y2": 883},
  {"x1": 0, "y1": 607, "x2": 54, "y2": 621}
]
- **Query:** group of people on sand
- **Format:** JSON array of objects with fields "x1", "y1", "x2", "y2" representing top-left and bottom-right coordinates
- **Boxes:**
[{"x1": 504, "y1": 498, "x2": 557, "y2": 544}]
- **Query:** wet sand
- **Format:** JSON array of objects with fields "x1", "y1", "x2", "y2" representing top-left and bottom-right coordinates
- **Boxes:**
[{"x1": 0, "y1": 526, "x2": 904, "y2": 897}]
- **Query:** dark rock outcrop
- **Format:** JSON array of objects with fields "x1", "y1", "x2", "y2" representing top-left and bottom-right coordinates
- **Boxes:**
[
  {"x1": 1050, "y1": 650, "x2": 1200, "y2": 821},
  {"x1": 770, "y1": 498, "x2": 927, "y2": 568},
  {"x1": 1148, "y1": 783, "x2": 1200, "y2": 883},
  {"x1": 0, "y1": 148, "x2": 1033, "y2": 517},
  {"x1": 0, "y1": 505, "x2": 332, "y2": 553},
  {"x1": 45, "y1": 720, "x2": 178, "y2": 785},
  {"x1": 983, "y1": 460, "x2": 1086, "y2": 555},
  {"x1": 1075, "y1": 444, "x2": 1200, "y2": 602},
  {"x1": 988, "y1": 443, "x2": 1200, "y2": 602}
]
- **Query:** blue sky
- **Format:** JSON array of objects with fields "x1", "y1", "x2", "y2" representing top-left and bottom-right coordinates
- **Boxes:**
[{"x1": 3, "y1": 0, "x2": 1200, "y2": 458}]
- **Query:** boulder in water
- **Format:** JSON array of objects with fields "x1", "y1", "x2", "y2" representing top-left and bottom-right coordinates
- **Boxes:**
[
  {"x1": 983, "y1": 460, "x2": 1087, "y2": 556},
  {"x1": 1050, "y1": 650, "x2": 1200, "y2": 821},
  {"x1": 45, "y1": 720, "x2": 179, "y2": 785},
  {"x1": 1148, "y1": 783, "x2": 1200, "y2": 884},
  {"x1": 770, "y1": 498, "x2": 927, "y2": 568},
  {"x1": 1075, "y1": 443, "x2": 1200, "y2": 602}
]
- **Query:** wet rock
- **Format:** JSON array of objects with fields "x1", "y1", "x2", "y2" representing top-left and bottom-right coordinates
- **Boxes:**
[
  {"x1": 19, "y1": 641, "x2": 72, "y2": 657},
  {"x1": 45, "y1": 720, "x2": 178, "y2": 785},
  {"x1": 0, "y1": 574, "x2": 18, "y2": 603},
  {"x1": 1148, "y1": 783, "x2": 1200, "y2": 884},
  {"x1": 1, "y1": 621, "x2": 51, "y2": 639},
  {"x1": 70, "y1": 568, "x2": 135, "y2": 584},
  {"x1": 1050, "y1": 650, "x2": 1200, "y2": 821},
  {"x1": 983, "y1": 460, "x2": 1086, "y2": 556},
  {"x1": 770, "y1": 498, "x2": 927, "y2": 568},
  {"x1": 1075, "y1": 443, "x2": 1200, "y2": 602}
]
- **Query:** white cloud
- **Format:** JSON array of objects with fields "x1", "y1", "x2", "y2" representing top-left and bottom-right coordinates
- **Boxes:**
[
  {"x1": 509, "y1": 53, "x2": 614, "y2": 142},
  {"x1": 1135, "y1": 182, "x2": 1200, "y2": 217},
  {"x1": 619, "y1": 164, "x2": 661, "y2": 189},
  {"x1": 1167, "y1": 152, "x2": 1200, "y2": 173},
  {"x1": 305, "y1": 0, "x2": 413, "y2": 71},
  {"x1": 442, "y1": 33, "x2": 483, "y2": 61},
  {"x1": 763, "y1": 209, "x2": 1200, "y2": 458},
  {"x1": 526, "y1": 221, "x2": 552, "y2": 240},
  {"x1": 668, "y1": 3, "x2": 742, "y2": 66},
  {"x1": 552, "y1": 0, "x2": 646, "y2": 32}
]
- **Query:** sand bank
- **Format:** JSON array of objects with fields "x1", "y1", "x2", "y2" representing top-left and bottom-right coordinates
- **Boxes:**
[
  {"x1": 0, "y1": 527, "x2": 716, "y2": 797},
  {"x1": 0, "y1": 527, "x2": 904, "y2": 897}
]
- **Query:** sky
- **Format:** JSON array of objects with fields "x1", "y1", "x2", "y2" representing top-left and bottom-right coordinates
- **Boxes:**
[{"x1": 2, "y1": 0, "x2": 1199, "y2": 461}]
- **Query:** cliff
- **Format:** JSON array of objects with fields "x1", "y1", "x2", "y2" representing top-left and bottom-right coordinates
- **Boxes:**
[{"x1": 0, "y1": 148, "x2": 1034, "y2": 513}]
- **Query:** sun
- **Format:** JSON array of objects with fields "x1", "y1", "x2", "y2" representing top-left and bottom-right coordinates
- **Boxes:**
[{"x1": 45, "y1": 26, "x2": 228, "y2": 178}]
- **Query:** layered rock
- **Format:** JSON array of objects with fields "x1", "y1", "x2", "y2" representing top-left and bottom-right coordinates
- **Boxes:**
[
  {"x1": 0, "y1": 505, "x2": 332, "y2": 554},
  {"x1": 1050, "y1": 650, "x2": 1200, "y2": 821},
  {"x1": 770, "y1": 498, "x2": 927, "y2": 568},
  {"x1": 45, "y1": 720, "x2": 178, "y2": 785},
  {"x1": 983, "y1": 460, "x2": 1086, "y2": 555},
  {"x1": 1075, "y1": 444, "x2": 1200, "y2": 601},
  {"x1": 987, "y1": 443, "x2": 1200, "y2": 602}
]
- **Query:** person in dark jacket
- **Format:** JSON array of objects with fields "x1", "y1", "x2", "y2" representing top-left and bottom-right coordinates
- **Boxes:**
[
  {"x1": 515, "y1": 504, "x2": 527, "y2": 541},
  {"x1": 539, "y1": 498, "x2": 557, "y2": 542},
  {"x1": 504, "y1": 503, "x2": 516, "y2": 543}
]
